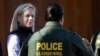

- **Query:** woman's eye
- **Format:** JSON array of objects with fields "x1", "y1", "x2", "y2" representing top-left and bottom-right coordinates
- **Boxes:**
[
  {"x1": 31, "y1": 15, "x2": 34, "y2": 17},
  {"x1": 25, "y1": 14, "x2": 34, "y2": 18},
  {"x1": 26, "y1": 15, "x2": 30, "y2": 17}
]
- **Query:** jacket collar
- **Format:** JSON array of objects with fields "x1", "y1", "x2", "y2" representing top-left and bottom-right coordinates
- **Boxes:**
[{"x1": 45, "y1": 21, "x2": 63, "y2": 27}]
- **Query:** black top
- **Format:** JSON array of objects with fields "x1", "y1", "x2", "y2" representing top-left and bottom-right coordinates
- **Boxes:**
[{"x1": 9, "y1": 26, "x2": 33, "y2": 47}]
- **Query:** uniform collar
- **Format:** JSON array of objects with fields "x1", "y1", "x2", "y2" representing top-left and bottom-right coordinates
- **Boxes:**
[{"x1": 45, "y1": 21, "x2": 63, "y2": 27}]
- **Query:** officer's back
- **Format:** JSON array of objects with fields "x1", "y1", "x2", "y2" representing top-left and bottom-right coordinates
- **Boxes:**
[{"x1": 28, "y1": 3, "x2": 90, "y2": 56}]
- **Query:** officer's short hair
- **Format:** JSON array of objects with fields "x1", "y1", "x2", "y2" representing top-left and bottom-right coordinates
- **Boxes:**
[{"x1": 45, "y1": 3, "x2": 64, "y2": 22}]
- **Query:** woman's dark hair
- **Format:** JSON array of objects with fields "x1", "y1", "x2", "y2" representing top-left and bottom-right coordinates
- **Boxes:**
[{"x1": 45, "y1": 3, "x2": 64, "y2": 22}]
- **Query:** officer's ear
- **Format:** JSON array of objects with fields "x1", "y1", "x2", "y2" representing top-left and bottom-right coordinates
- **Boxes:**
[{"x1": 60, "y1": 15, "x2": 64, "y2": 26}]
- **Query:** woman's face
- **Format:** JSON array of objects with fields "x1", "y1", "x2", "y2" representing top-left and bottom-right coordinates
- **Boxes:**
[{"x1": 18, "y1": 8, "x2": 35, "y2": 28}]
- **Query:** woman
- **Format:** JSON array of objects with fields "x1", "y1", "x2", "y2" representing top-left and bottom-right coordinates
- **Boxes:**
[
  {"x1": 7, "y1": 3, "x2": 36, "y2": 56},
  {"x1": 91, "y1": 31, "x2": 100, "y2": 56}
]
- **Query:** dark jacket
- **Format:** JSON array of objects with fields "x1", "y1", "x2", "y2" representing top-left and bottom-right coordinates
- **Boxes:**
[{"x1": 19, "y1": 21, "x2": 90, "y2": 56}]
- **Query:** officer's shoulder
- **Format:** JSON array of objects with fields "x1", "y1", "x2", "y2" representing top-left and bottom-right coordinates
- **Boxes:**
[
  {"x1": 64, "y1": 29, "x2": 82, "y2": 40},
  {"x1": 29, "y1": 31, "x2": 42, "y2": 41}
]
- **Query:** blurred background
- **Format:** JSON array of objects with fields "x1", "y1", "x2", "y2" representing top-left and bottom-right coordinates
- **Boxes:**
[{"x1": 0, "y1": 0, "x2": 100, "y2": 56}]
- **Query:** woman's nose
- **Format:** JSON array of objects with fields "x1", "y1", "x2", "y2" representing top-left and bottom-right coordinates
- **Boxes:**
[{"x1": 29, "y1": 16, "x2": 32, "y2": 20}]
